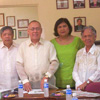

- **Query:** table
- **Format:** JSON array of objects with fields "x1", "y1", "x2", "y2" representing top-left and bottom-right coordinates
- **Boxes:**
[{"x1": 3, "y1": 89, "x2": 100, "y2": 100}]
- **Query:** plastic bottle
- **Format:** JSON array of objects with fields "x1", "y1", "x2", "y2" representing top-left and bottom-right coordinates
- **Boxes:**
[
  {"x1": 44, "y1": 79, "x2": 49, "y2": 97},
  {"x1": 72, "y1": 93, "x2": 78, "y2": 100},
  {"x1": 18, "y1": 80, "x2": 23, "y2": 97},
  {"x1": 66, "y1": 85, "x2": 72, "y2": 100},
  {"x1": 0, "y1": 92, "x2": 2, "y2": 100}
]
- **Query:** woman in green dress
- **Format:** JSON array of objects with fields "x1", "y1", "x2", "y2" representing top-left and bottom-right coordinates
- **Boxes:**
[{"x1": 51, "y1": 18, "x2": 84, "y2": 89}]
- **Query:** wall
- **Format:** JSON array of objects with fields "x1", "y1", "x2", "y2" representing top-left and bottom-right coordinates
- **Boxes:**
[
  {"x1": 0, "y1": 0, "x2": 100, "y2": 44},
  {"x1": 0, "y1": 6, "x2": 38, "y2": 44},
  {"x1": 37, "y1": 0, "x2": 100, "y2": 40}
]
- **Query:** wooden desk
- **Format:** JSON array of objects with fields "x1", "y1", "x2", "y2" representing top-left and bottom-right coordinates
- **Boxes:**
[{"x1": 3, "y1": 89, "x2": 100, "y2": 100}]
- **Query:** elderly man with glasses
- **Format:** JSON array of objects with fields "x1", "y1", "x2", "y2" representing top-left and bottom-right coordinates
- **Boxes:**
[
  {"x1": 73, "y1": 26, "x2": 100, "y2": 93},
  {"x1": 16, "y1": 20, "x2": 59, "y2": 92}
]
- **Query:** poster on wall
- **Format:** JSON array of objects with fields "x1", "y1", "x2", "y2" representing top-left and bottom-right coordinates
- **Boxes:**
[
  {"x1": 0, "y1": 13, "x2": 5, "y2": 27},
  {"x1": 6, "y1": 16, "x2": 15, "y2": 27},
  {"x1": 73, "y1": 0, "x2": 85, "y2": 9},
  {"x1": 56, "y1": 0, "x2": 69, "y2": 9},
  {"x1": 89, "y1": 0, "x2": 100, "y2": 8},
  {"x1": 18, "y1": 30, "x2": 29, "y2": 38},
  {"x1": 13, "y1": 29, "x2": 17, "y2": 40},
  {"x1": 17, "y1": 19, "x2": 29, "y2": 28},
  {"x1": 74, "y1": 17, "x2": 86, "y2": 32}
]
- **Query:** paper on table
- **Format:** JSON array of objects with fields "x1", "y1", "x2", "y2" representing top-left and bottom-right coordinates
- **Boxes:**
[
  {"x1": 73, "y1": 90, "x2": 100, "y2": 97},
  {"x1": 62, "y1": 89, "x2": 100, "y2": 97},
  {"x1": 0, "y1": 89, "x2": 11, "y2": 92},
  {"x1": 28, "y1": 89, "x2": 44, "y2": 94},
  {"x1": 23, "y1": 84, "x2": 58, "y2": 94},
  {"x1": 23, "y1": 89, "x2": 44, "y2": 94}
]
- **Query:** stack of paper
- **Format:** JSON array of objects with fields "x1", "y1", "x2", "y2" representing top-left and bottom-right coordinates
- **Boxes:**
[{"x1": 23, "y1": 89, "x2": 44, "y2": 94}]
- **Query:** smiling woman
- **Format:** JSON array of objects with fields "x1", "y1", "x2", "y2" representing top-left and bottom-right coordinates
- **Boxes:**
[{"x1": 51, "y1": 18, "x2": 84, "y2": 89}]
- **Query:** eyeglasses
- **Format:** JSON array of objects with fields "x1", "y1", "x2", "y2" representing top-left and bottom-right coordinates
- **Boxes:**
[
  {"x1": 29, "y1": 27, "x2": 41, "y2": 31},
  {"x1": 82, "y1": 35, "x2": 93, "y2": 38}
]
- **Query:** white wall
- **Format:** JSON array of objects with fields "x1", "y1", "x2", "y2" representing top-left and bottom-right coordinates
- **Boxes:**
[
  {"x1": 0, "y1": 0, "x2": 100, "y2": 42},
  {"x1": 0, "y1": 6, "x2": 38, "y2": 44}
]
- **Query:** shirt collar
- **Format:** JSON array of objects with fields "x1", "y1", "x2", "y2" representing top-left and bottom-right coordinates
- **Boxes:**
[
  {"x1": 28, "y1": 38, "x2": 44, "y2": 46},
  {"x1": 0, "y1": 42, "x2": 18, "y2": 49},
  {"x1": 83, "y1": 44, "x2": 96, "y2": 55}
]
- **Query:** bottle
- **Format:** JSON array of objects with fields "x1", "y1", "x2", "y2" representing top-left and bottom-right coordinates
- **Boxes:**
[
  {"x1": 0, "y1": 92, "x2": 2, "y2": 100},
  {"x1": 72, "y1": 93, "x2": 78, "y2": 100},
  {"x1": 18, "y1": 80, "x2": 23, "y2": 97},
  {"x1": 44, "y1": 79, "x2": 49, "y2": 97},
  {"x1": 66, "y1": 85, "x2": 72, "y2": 100}
]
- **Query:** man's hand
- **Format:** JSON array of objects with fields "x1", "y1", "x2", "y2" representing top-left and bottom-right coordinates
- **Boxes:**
[
  {"x1": 77, "y1": 81, "x2": 87, "y2": 91},
  {"x1": 23, "y1": 82, "x2": 32, "y2": 92},
  {"x1": 77, "y1": 79, "x2": 93, "y2": 91},
  {"x1": 41, "y1": 77, "x2": 48, "y2": 91}
]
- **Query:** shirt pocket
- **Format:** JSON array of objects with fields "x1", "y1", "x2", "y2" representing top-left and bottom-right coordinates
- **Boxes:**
[
  {"x1": 87, "y1": 56, "x2": 97, "y2": 66},
  {"x1": 78, "y1": 57, "x2": 84, "y2": 70}
]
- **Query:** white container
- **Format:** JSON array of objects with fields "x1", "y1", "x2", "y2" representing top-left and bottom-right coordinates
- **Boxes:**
[
  {"x1": 44, "y1": 79, "x2": 49, "y2": 97},
  {"x1": 18, "y1": 80, "x2": 23, "y2": 97}
]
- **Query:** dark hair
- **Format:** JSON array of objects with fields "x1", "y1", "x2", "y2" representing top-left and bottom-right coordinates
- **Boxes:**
[
  {"x1": 77, "y1": 18, "x2": 82, "y2": 22},
  {"x1": 54, "y1": 18, "x2": 72, "y2": 36},
  {"x1": 0, "y1": 26, "x2": 13, "y2": 35}
]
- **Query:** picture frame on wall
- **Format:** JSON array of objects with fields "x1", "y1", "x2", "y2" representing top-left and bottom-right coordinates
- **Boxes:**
[
  {"x1": 6, "y1": 16, "x2": 15, "y2": 27},
  {"x1": 73, "y1": 0, "x2": 85, "y2": 9},
  {"x1": 89, "y1": 0, "x2": 100, "y2": 8},
  {"x1": 95, "y1": 40, "x2": 100, "y2": 45},
  {"x1": 0, "y1": 13, "x2": 5, "y2": 27},
  {"x1": 17, "y1": 19, "x2": 29, "y2": 28},
  {"x1": 74, "y1": 17, "x2": 86, "y2": 32},
  {"x1": 13, "y1": 29, "x2": 17, "y2": 40},
  {"x1": 0, "y1": 36, "x2": 2, "y2": 41},
  {"x1": 56, "y1": 0, "x2": 69, "y2": 9},
  {"x1": 18, "y1": 30, "x2": 29, "y2": 38}
]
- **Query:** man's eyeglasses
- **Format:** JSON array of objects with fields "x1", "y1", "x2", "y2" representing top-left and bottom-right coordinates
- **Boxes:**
[{"x1": 29, "y1": 27, "x2": 41, "y2": 31}]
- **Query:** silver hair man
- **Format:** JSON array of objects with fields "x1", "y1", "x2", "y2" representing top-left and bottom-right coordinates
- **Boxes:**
[{"x1": 81, "y1": 25, "x2": 97, "y2": 36}]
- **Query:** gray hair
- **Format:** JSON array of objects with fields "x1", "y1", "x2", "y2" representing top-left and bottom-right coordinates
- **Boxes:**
[
  {"x1": 81, "y1": 25, "x2": 96, "y2": 36},
  {"x1": 0, "y1": 26, "x2": 13, "y2": 35},
  {"x1": 28, "y1": 20, "x2": 42, "y2": 28}
]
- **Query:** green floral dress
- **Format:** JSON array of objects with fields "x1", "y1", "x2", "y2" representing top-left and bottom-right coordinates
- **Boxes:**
[{"x1": 51, "y1": 36, "x2": 84, "y2": 88}]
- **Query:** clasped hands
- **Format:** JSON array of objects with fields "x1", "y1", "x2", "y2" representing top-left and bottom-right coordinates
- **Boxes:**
[{"x1": 77, "y1": 79, "x2": 92, "y2": 91}]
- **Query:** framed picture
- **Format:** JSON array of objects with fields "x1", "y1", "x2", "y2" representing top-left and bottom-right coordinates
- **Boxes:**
[
  {"x1": 18, "y1": 30, "x2": 29, "y2": 38},
  {"x1": 56, "y1": 0, "x2": 69, "y2": 9},
  {"x1": 95, "y1": 40, "x2": 100, "y2": 45},
  {"x1": 74, "y1": 17, "x2": 86, "y2": 32},
  {"x1": 89, "y1": 0, "x2": 100, "y2": 8},
  {"x1": 13, "y1": 29, "x2": 17, "y2": 40},
  {"x1": 6, "y1": 16, "x2": 15, "y2": 27},
  {"x1": 73, "y1": 0, "x2": 85, "y2": 9},
  {"x1": 0, "y1": 36, "x2": 2, "y2": 41},
  {"x1": 17, "y1": 19, "x2": 29, "y2": 28},
  {"x1": 0, "y1": 13, "x2": 5, "y2": 27}
]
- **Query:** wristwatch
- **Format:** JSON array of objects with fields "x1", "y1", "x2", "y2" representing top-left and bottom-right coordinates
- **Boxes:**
[
  {"x1": 87, "y1": 80, "x2": 90, "y2": 84},
  {"x1": 45, "y1": 75, "x2": 49, "y2": 78},
  {"x1": 45, "y1": 72, "x2": 51, "y2": 78}
]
